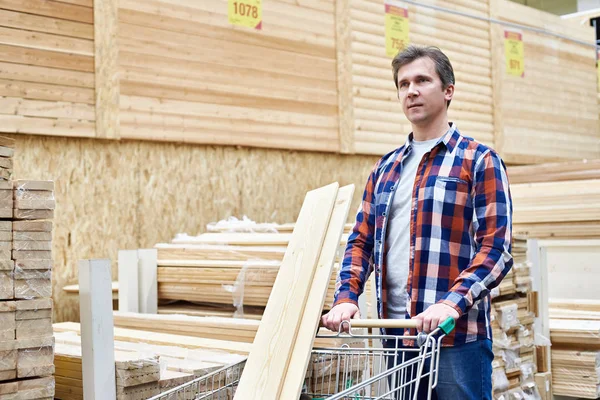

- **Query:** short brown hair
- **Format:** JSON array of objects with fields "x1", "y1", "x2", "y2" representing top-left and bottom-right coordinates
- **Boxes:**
[{"x1": 391, "y1": 45, "x2": 455, "y2": 107}]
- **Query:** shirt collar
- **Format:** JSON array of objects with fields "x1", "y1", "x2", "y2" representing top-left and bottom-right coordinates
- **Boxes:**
[{"x1": 403, "y1": 122, "x2": 459, "y2": 154}]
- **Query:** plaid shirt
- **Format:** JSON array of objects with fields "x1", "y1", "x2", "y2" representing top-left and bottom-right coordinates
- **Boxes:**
[{"x1": 334, "y1": 124, "x2": 513, "y2": 346}]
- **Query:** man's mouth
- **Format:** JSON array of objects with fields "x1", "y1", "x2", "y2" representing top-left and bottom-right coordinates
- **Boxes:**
[{"x1": 408, "y1": 104, "x2": 423, "y2": 109}]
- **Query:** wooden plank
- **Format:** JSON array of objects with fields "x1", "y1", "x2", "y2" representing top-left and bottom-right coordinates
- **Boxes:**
[
  {"x1": 234, "y1": 182, "x2": 339, "y2": 400},
  {"x1": 78, "y1": 259, "x2": 117, "y2": 400},
  {"x1": 280, "y1": 184, "x2": 354, "y2": 398},
  {"x1": 0, "y1": 0, "x2": 94, "y2": 24},
  {"x1": 0, "y1": 114, "x2": 95, "y2": 137},
  {"x1": 0, "y1": 62, "x2": 94, "y2": 88},
  {"x1": 0, "y1": 9, "x2": 93, "y2": 39},
  {"x1": 0, "y1": 26, "x2": 93, "y2": 56},
  {"x1": 117, "y1": 250, "x2": 139, "y2": 313},
  {"x1": 13, "y1": 220, "x2": 52, "y2": 232},
  {"x1": 54, "y1": 321, "x2": 252, "y2": 354},
  {"x1": 0, "y1": 79, "x2": 94, "y2": 104},
  {"x1": 0, "y1": 44, "x2": 94, "y2": 72},
  {"x1": 138, "y1": 249, "x2": 157, "y2": 314},
  {"x1": 93, "y1": 0, "x2": 119, "y2": 139}
]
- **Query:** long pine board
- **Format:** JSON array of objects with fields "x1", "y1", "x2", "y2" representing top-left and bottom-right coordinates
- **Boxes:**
[
  {"x1": 234, "y1": 182, "x2": 339, "y2": 400},
  {"x1": 280, "y1": 184, "x2": 355, "y2": 398}
]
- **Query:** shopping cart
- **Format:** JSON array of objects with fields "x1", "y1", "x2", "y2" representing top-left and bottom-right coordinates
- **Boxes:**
[{"x1": 148, "y1": 317, "x2": 455, "y2": 400}]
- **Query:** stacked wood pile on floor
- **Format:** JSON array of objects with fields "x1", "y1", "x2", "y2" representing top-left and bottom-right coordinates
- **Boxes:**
[
  {"x1": 155, "y1": 218, "x2": 374, "y2": 320},
  {"x1": 491, "y1": 236, "x2": 541, "y2": 398},
  {"x1": 509, "y1": 160, "x2": 600, "y2": 239},
  {"x1": 548, "y1": 299, "x2": 600, "y2": 398},
  {"x1": 52, "y1": 323, "x2": 247, "y2": 400},
  {"x1": 0, "y1": 136, "x2": 56, "y2": 399}
]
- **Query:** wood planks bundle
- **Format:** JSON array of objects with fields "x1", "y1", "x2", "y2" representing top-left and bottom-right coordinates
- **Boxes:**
[
  {"x1": 0, "y1": 0, "x2": 97, "y2": 138},
  {"x1": 0, "y1": 146, "x2": 56, "y2": 397},
  {"x1": 511, "y1": 179, "x2": 600, "y2": 239},
  {"x1": 53, "y1": 325, "x2": 248, "y2": 400},
  {"x1": 549, "y1": 299, "x2": 600, "y2": 398},
  {"x1": 551, "y1": 349, "x2": 600, "y2": 399},
  {"x1": 509, "y1": 161, "x2": 600, "y2": 239},
  {"x1": 491, "y1": 237, "x2": 540, "y2": 398},
  {"x1": 155, "y1": 227, "x2": 352, "y2": 310},
  {"x1": 0, "y1": 136, "x2": 14, "y2": 218},
  {"x1": 112, "y1": 311, "x2": 360, "y2": 349},
  {"x1": 235, "y1": 183, "x2": 355, "y2": 399}
]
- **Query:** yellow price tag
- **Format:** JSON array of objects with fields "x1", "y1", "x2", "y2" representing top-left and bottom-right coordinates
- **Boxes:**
[
  {"x1": 504, "y1": 30, "x2": 524, "y2": 77},
  {"x1": 228, "y1": 0, "x2": 262, "y2": 30},
  {"x1": 385, "y1": 2, "x2": 409, "y2": 58}
]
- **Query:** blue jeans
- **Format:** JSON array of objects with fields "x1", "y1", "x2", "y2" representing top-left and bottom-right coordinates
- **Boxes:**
[{"x1": 384, "y1": 335, "x2": 493, "y2": 400}]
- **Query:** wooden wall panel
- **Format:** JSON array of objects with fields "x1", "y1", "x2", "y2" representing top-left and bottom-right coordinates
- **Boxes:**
[
  {"x1": 491, "y1": 0, "x2": 599, "y2": 164},
  {"x1": 0, "y1": 0, "x2": 96, "y2": 137},
  {"x1": 340, "y1": 0, "x2": 495, "y2": 155},
  {"x1": 117, "y1": 0, "x2": 339, "y2": 152}
]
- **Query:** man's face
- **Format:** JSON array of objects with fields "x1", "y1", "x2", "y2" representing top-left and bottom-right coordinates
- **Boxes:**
[{"x1": 396, "y1": 57, "x2": 454, "y2": 126}]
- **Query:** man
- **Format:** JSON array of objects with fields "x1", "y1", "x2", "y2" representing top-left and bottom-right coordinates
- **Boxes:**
[{"x1": 321, "y1": 45, "x2": 513, "y2": 399}]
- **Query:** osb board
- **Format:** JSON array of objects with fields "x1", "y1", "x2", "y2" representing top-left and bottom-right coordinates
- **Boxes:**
[
  {"x1": 117, "y1": 0, "x2": 340, "y2": 153},
  {"x1": 491, "y1": 0, "x2": 600, "y2": 164},
  {"x1": 10, "y1": 134, "x2": 377, "y2": 323},
  {"x1": 11, "y1": 134, "x2": 139, "y2": 323},
  {"x1": 343, "y1": 0, "x2": 495, "y2": 155}
]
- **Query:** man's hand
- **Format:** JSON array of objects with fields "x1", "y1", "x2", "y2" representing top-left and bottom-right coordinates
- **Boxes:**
[
  {"x1": 321, "y1": 303, "x2": 361, "y2": 333},
  {"x1": 414, "y1": 303, "x2": 459, "y2": 333}
]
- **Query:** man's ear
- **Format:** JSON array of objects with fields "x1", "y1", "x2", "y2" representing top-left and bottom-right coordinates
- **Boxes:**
[
  {"x1": 444, "y1": 84, "x2": 454, "y2": 102},
  {"x1": 444, "y1": 83, "x2": 454, "y2": 101}
]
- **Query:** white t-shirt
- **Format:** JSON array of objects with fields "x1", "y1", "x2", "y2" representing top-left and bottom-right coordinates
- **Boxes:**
[{"x1": 385, "y1": 137, "x2": 439, "y2": 319}]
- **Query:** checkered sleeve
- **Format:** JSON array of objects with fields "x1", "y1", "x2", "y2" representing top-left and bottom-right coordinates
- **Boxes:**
[
  {"x1": 439, "y1": 149, "x2": 513, "y2": 316},
  {"x1": 333, "y1": 160, "x2": 380, "y2": 307}
]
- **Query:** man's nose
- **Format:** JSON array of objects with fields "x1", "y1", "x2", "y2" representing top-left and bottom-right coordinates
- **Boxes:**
[{"x1": 407, "y1": 82, "x2": 418, "y2": 97}]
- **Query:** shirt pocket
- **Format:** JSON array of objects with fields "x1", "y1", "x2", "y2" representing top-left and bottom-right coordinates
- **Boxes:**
[{"x1": 432, "y1": 176, "x2": 470, "y2": 213}]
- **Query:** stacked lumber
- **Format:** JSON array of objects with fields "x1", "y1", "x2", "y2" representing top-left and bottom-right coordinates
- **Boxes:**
[
  {"x1": 0, "y1": 140, "x2": 56, "y2": 398},
  {"x1": 549, "y1": 299, "x2": 600, "y2": 398},
  {"x1": 509, "y1": 161, "x2": 600, "y2": 239},
  {"x1": 551, "y1": 349, "x2": 600, "y2": 399},
  {"x1": 235, "y1": 183, "x2": 355, "y2": 399},
  {"x1": 53, "y1": 324, "x2": 247, "y2": 400},
  {"x1": 491, "y1": 236, "x2": 540, "y2": 398},
  {"x1": 0, "y1": 137, "x2": 14, "y2": 200},
  {"x1": 0, "y1": 0, "x2": 96, "y2": 138},
  {"x1": 112, "y1": 311, "x2": 362, "y2": 349},
  {"x1": 156, "y1": 222, "x2": 354, "y2": 312},
  {"x1": 117, "y1": 0, "x2": 339, "y2": 152}
]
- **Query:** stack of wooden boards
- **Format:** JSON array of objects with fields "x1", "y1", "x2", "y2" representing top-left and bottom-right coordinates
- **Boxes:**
[
  {"x1": 155, "y1": 219, "x2": 364, "y2": 319},
  {"x1": 490, "y1": 236, "x2": 542, "y2": 398},
  {"x1": 52, "y1": 322, "x2": 247, "y2": 400},
  {"x1": 0, "y1": 136, "x2": 56, "y2": 399},
  {"x1": 549, "y1": 299, "x2": 600, "y2": 398},
  {"x1": 509, "y1": 160, "x2": 600, "y2": 239}
]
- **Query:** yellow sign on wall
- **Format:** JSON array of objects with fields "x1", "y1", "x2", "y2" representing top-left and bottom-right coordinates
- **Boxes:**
[
  {"x1": 228, "y1": 0, "x2": 262, "y2": 30},
  {"x1": 504, "y1": 30, "x2": 524, "y2": 77},
  {"x1": 385, "y1": 1, "x2": 409, "y2": 58}
]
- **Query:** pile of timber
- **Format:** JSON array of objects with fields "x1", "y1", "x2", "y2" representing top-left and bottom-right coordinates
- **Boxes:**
[
  {"x1": 491, "y1": 236, "x2": 541, "y2": 398},
  {"x1": 509, "y1": 160, "x2": 600, "y2": 239},
  {"x1": 113, "y1": 311, "x2": 362, "y2": 349},
  {"x1": 53, "y1": 324, "x2": 247, "y2": 400},
  {"x1": 549, "y1": 298, "x2": 600, "y2": 398},
  {"x1": 0, "y1": 136, "x2": 56, "y2": 398},
  {"x1": 156, "y1": 218, "x2": 358, "y2": 316}
]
